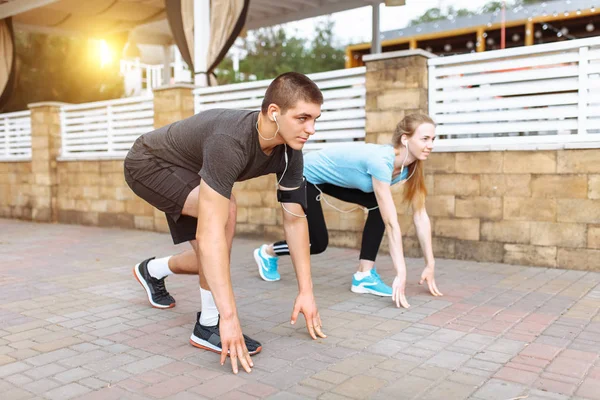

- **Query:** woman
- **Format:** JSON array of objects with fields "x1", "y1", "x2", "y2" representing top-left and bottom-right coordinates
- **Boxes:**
[{"x1": 254, "y1": 113, "x2": 442, "y2": 308}]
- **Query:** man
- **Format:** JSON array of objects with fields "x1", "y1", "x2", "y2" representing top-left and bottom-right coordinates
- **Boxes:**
[{"x1": 124, "y1": 72, "x2": 327, "y2": 374}]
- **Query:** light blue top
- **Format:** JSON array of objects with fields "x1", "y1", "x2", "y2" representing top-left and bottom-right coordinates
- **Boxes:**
[{"x1": 304, "y1": 143, "x2": 409, "y2": 193}]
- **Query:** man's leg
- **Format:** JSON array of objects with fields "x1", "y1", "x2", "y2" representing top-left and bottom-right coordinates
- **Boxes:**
[
  {"x1": 179, "y1": 188, "x2": 262, "y2": 355},
  {"x1": 134, "y1": 188, "x2": 236, "y2": 309},
  {"x1": 166, "y1": 189, "x2": 237, "y2": 276}
]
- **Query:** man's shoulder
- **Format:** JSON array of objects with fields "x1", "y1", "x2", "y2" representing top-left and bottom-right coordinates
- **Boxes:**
[{"x1": 197, "y1": 108, "x2": 258, "y2": 120}]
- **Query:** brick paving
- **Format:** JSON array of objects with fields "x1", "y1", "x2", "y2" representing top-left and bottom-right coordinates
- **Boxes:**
[{"x1": 1, "y1": 218, "x2": 600, "y2": 400}]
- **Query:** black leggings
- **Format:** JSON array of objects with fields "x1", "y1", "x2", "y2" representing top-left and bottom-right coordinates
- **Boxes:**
[{"x1": 273, "y1": 182, "x2": 385, "y2": 261}]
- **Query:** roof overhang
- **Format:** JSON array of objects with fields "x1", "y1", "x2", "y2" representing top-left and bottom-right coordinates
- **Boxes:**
[{"x1": 1, "y1": 0, "x2": 381, "y2": 41}]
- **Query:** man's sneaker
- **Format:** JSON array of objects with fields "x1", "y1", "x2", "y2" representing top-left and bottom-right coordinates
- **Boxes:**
[
  {"x1": 254, "y1": 244, "x2": 280, "y2": 282},
  {"x1": 190, "y1": 312, "x2": 262, "y2": 355},
  {"x1": 133, "y1": 257, "x2": 176, "y2": 309},
  {"x1": 351, "y1": 268, "x2": 393, "y2": 297}
]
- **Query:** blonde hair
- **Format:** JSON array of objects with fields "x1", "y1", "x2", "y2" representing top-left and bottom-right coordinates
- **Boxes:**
[{"x1": 392, "y1": 113, "x2": 435, "y2": 210}]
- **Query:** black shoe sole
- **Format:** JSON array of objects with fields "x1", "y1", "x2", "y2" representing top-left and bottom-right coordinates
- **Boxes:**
[
  {"x1": 133, "y1": 263, "x2": 176, "y2": 309},
  {"x1": 189, "y1": 334, "x2": 262, "y2": 356}
]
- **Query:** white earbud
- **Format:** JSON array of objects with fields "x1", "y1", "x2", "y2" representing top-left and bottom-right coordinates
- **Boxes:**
[{"x1": 256, "y1": 111, "x2": 279, "y2": 141}]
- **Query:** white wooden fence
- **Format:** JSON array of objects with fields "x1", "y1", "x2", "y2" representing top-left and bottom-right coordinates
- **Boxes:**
[
  {"x1": 60, "y1": 96, "x2": 154, "y2": 159},
  {"x1": 0, "y1": 111, "x2": 31, "y2": 161},
  {"x1": 194, "y1": 67, "x2": 367, "y2": 151},
  {"x1": 429, "y1": 36, "x2": 600, "y2": 151},
  {"x1": 121, "y1": 59, "x2": 193, "y2": 97}
]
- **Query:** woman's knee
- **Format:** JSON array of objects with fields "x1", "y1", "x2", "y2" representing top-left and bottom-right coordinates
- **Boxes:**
[{"x1": 310, "y1": 237, "x2": 329, "y2": 255}]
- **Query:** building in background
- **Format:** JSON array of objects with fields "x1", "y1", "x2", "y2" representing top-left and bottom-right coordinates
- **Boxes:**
[{"x1": 346, "y1": 0, "x2": 600, "y2": 67}]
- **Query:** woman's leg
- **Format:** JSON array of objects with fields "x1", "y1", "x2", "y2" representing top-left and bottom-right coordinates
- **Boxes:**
[
  {"x1": 270, "y1": 183, "x2": 329, "y2": 256},
  {"x1": 318, "y1": 184, "x2": 383, "y2": 266}
]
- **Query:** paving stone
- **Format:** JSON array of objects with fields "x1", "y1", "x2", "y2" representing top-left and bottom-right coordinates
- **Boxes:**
[
  {"x1": 23, "y1": 378, "x2": 61, "y2": 395},
  {"x1": 5, "y1": 373, "x2": 33, "y2": 386},
  {"x1": 332, "y1": 375, "x2": 387, "y2": 399},
  {"x1": 3, "y1": 219, "x2": 600, "y2": 400},
  {"x1": 189, "y1": 374, "x2": 248, "y2": 398},
  {"x1": 121, "y1": 355, "x2": 173, "y2": 374},
  {"x1": 472, "y1": 379, "x2": 529, "y2": 400},
  {"x1": 425, "y1": 350, "x2": 471, "y2": 369},
  {"x1": 45, "y1": 382, "x2": 91, "y2": 400},
  {"x1": 54, "y1": 367, "x2": 95, "y2": 383},
  {"x1": 312, "y1": 370, "x2": 350, "y2": 384},
  {"x1": 0, "y1": 361, "x2": 30, "y2": 377},
  {"x1": 377, "y1": 375, "x2": 435, "y2": 399},
  {"x1": 420, "y1": 380, "x2": 476, "y2": 400}
]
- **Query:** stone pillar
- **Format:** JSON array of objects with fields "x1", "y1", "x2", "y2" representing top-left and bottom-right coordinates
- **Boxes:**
[
  {"x1": 28, "y1": 102, "x2": 67, "y2": 222},
  {"x1": 153, "y1": 84, "x2": 196, "y2": 129},
  {"x1": 152, "y1": 84, "x2": 196, "y2": 231},
  {"x1": 363, "y1": 49, "x2": 435, "y2": 145}
]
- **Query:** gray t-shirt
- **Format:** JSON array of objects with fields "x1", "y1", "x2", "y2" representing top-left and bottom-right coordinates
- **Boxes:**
[{"x1": 140, "y1": 109, "x2": 303, "y2": 199}]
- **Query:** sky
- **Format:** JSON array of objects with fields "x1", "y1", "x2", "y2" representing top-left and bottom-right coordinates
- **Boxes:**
[{"x1": 282, "y1": 0, "x2": 497, "y2": 45}]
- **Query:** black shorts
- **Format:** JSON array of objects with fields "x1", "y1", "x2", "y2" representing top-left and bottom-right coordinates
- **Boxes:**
[{"x1": 124, "y1": 139, "x2": 199, "y2": 244}]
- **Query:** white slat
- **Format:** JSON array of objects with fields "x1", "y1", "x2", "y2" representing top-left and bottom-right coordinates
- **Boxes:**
[
  {"x1": 435, "y1": 65, "x2": 578, "y2": 89},
  {"x1": 434, "y1": 105, "x2": 578, "y2": 124},
  {"x1": 433, "y1": 52, "x2": 579, "y2": 77},
  {"x1": 429, "y1": 37, "x2": 600, "y2": 150},
  {"x1": 435, "y1": 78, "x2": 578, "y2": 101},
  {"x1": 437, "y1": 120, "x2": 577, "y2": 135},
  {"x1": 433, "y1": 93, "x2": 578, "y2": 113},
  {"x1": 61, "y1": 96, "x2": 154, "y2": 158},
  {"x1": 0, "y1": 111, "x2": 32, "y2": 160}
]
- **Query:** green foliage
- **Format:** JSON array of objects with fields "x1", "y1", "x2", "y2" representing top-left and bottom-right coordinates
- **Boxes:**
[
  {"x1": 408, "y1": 6, "x2": 474, "y2": 26},
  {"x1": 3, "y1": 32, "x2": 124, "y2": 112},
  {"x1": 408, "y1": 0, "x2": 548, "y2": 27},
  {"x1": 214, "y1": 18, "x2": 345, "y2": 84}
]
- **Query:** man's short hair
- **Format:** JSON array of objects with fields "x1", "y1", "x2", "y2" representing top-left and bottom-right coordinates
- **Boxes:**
[{"x1": 261, "y1": 72, "x2": 323, "y2": 114}]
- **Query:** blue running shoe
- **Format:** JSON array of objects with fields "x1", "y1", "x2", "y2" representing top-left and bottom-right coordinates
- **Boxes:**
[
  {"x1": 351, "y1": 268, "x2": 393, "y2": 297},
  {"x1": 254, "y1": 244, "x2": 280, "y2": 282}
]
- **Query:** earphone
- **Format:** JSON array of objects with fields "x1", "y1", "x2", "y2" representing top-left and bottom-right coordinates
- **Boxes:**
[
  {"x1": 276, "y1": 144, "x2": 306, "y2": 218},
  {"x1": 256, "y1": 111, "x2": 279, "y2": 141},
  {"x1": 256, "y1": 114, "x2": 307, "y2": 218}
]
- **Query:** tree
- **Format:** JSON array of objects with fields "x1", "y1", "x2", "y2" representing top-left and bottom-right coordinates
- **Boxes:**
[
  {"x1": 408, "y1": 0, "x2": 547, "y2": 27},
  {"x1": 519, "y1": 0, "x2": 546, "y2": 4},
  {"x1": 3, "y1": 32, "x2": 124, "y2": 112},
  {"x1": 408, "y1": 6, "x2": 474, "y2": 26},
  {"x1": 214, "y1": 17, "x2": 345, "y2": 84},
  {"x1": 481, "y1": 1, "x2": 504, "y2": 13}
]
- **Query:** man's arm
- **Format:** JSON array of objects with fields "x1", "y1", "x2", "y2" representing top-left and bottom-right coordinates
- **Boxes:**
[
  {"x1": 280, "y1": 197, "x2": 326, "y2": 340},
  {"x1": 281, "y1": 201, "x2": 312, "y2": 292},
  {"x1": 196, "y1": 181, "x2": 253, "y2": 373}
]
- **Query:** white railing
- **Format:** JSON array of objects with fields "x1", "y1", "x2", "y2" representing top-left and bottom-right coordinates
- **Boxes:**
[
  {"x1": 60, "y1": 96, "x2": 154, "y2": 159},
  {"x1": 428, "y1": 36, "x2": 600, "y2": 151},
  {"x1": 121, "y1": 59, "x2": 193, "y2": 97},
  {"x1": 194, "y1": 67, "x2": 367, "y2": 151},
  {"x1": 0, "y1": 110, "x2": 31, "y2": 161}
]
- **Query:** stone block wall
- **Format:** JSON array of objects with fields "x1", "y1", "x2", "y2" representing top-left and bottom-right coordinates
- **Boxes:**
[
  {"x1": 1, "y1": 63, "x2": 599, "y2": 271},
  {"x1": 0, "y1": 161, "x2": 33, "y2": 219},
  {"x1": 390, "y1": 150, "x2": 600, "y2": 271},
  {"x1": 54, "y1": 159, "x2": 166, "y2": 231}
]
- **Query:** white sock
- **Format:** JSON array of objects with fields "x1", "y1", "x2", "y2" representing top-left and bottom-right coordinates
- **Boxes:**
[
  {"x1": 261, "y1": 245, "x2": 277, "y2": 259},
  {"x1": 199, "y1": 287, "x2": 219, "y2": 326},
  {"x1": 354, "y1": 270, "x2": 371, "y2": 280},
  {"x1": 147, "y1": 256, "x2": 173, "y2": 279}
]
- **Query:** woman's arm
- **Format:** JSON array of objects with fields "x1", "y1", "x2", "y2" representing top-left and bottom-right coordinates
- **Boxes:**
[
  {"x1": 372, "y1": 177, "x2": 410, "y2": 308},
  {"x1": 412, "y1": 202, "x2": 443, "y2": 296}
]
